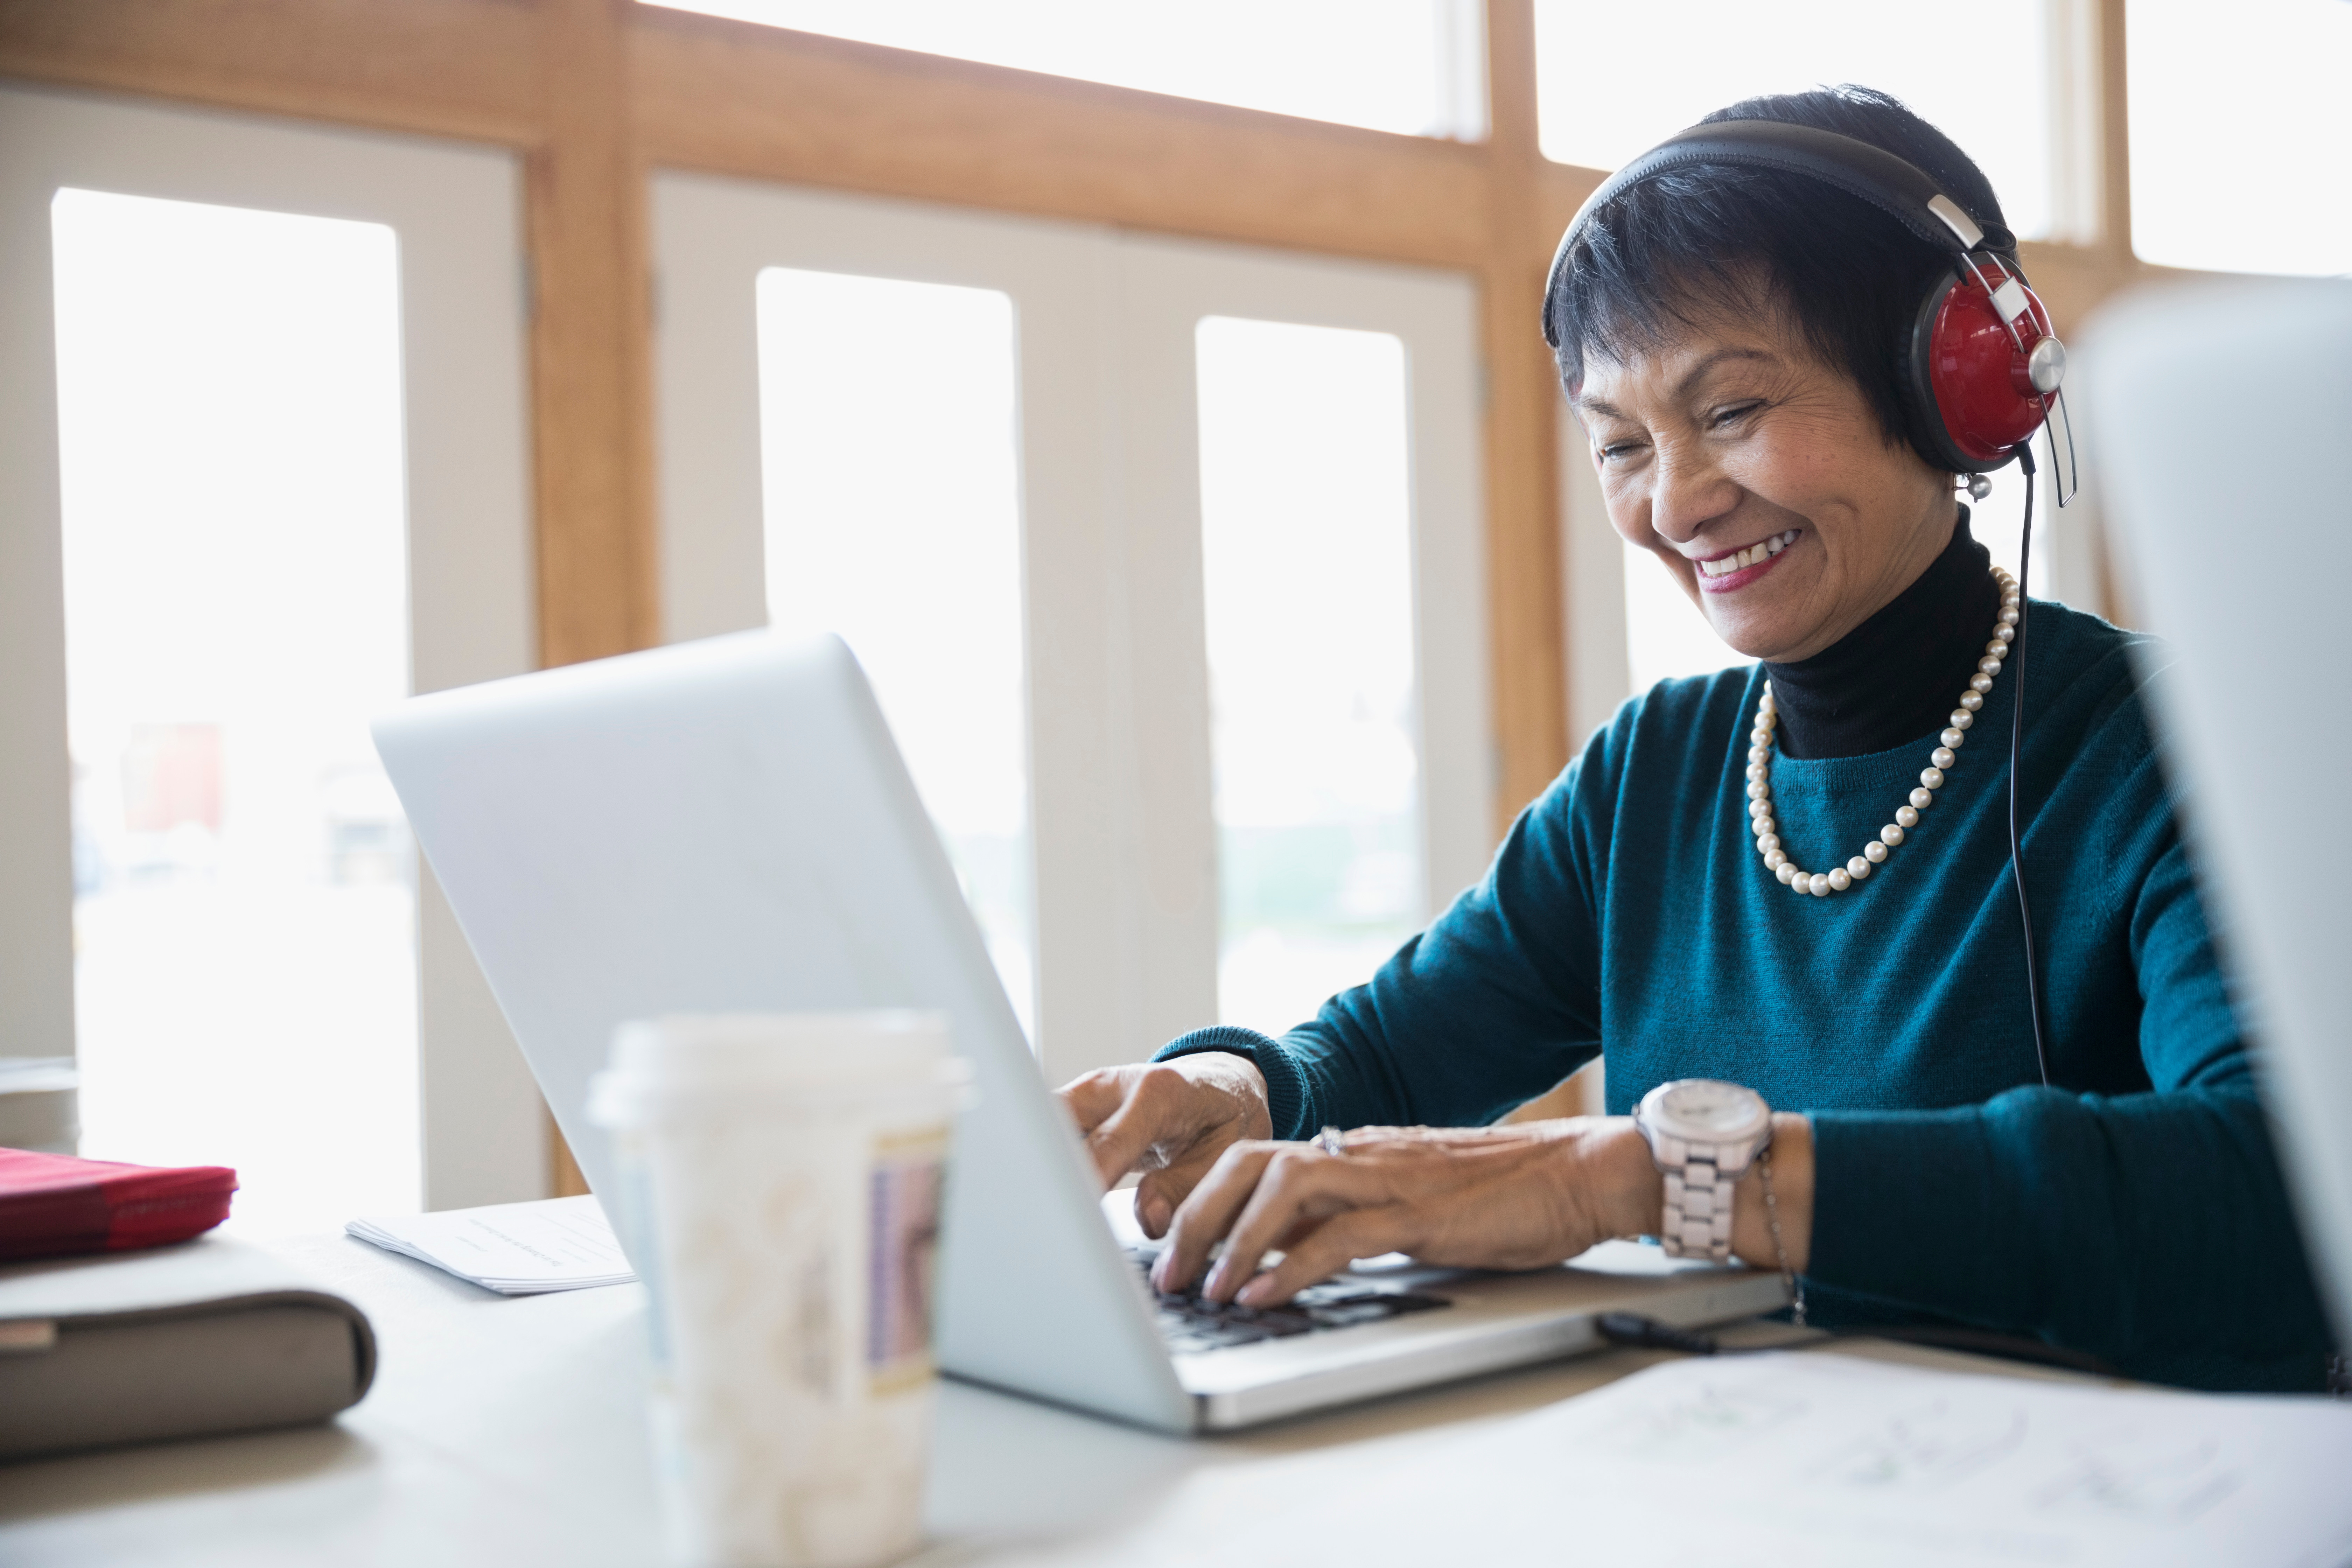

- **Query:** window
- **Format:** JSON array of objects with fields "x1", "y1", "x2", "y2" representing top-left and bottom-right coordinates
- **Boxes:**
[
  {"x1": 2127, "y1": 0, "x2": 2352, "y2": 276},
  {"x1": 52, "y1": 189, "x2": 418, "y2": 1236},
  {"x1": 654, "y1": 177, "x2": 1489, "y2": 1081},
  {"x1": 1196, "y1": 317, "x2": 1422, "y2": 1034},
  {"x1": 1533, "y1": 0, "x2": 2059, "y2": 241},
  {"x1": 756, "y1": 267, "x2": 1035, "y2": 1036},
  {"x1": 643, "y1": 0, "x2": 1487, "y2": 140},
  {"x1": 6, "y1": 86, "x2": 536, "y2": 1218}
]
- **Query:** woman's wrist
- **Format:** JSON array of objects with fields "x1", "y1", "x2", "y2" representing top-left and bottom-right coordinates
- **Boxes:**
[
  {"x1": 1587, "y1": 1111, "x2": 1812, "y2": 1272},
  {"x1": 1177, "y1": 1051, "x2": 1273, "y2": 1142},
  {"x1": 1731, "y1": 1113, "x2": 1813, "y2": 1274},
  {"x1": 1590, "y1": 1117, "x2": 1667, "y2": 1240}
]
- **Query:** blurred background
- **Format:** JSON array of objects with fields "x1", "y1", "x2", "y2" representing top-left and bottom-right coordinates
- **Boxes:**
[{"x1": 0, "y1": 0, "x2": 2342, "y2": 1233}]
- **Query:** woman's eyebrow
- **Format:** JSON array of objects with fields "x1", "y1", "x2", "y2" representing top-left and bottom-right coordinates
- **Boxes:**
[
  {"x1": 1572, "y1": 346, "x2": 1780, "y2": 421},
  {"x1": 1673, "y1": 347, "x2": 1778, "y2": 400}
]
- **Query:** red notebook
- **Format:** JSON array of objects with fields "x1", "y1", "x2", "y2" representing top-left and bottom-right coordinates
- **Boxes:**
[{"x1": 0, "y1": 1148, "x2": 238, "y2": 1261}]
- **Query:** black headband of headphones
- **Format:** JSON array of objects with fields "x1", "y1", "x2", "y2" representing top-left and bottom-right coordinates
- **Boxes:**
[{"x1": 1542, "y1": 119, "x2": 2019, "y2": 349}]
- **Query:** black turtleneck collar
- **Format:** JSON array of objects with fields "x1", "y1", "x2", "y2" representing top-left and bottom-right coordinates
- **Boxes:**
[{"x1": 1763, "y1": 508, "x2": 2000, "y2": 760}]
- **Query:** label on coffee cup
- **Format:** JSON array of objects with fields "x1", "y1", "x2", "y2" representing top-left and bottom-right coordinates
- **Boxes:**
[
  {"x1": 865, "y1": 1127, "x2": 947, "y2": 1396},
  {"x1": 865, "y1": 1128, "x2": 945, "y2": 1401}
]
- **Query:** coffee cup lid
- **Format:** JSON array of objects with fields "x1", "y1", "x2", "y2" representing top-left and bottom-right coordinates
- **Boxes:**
[{"x1": 595, "y1": 1010, "x2": 955, "y2": 1106}]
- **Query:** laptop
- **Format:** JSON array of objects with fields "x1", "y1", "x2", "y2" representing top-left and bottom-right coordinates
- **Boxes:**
[
  {"x1": 372, "y1": 630, "x2": 1786, "y2": 1433},
  {"x1": 2084, "y1": 277, "x2": 2352, "y2": 1353}
]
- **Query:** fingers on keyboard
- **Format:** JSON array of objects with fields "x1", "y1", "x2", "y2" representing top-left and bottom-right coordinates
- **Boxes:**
[{"x1": 1132, "y1": 1246, "x2": 1446, "y2": 1352}]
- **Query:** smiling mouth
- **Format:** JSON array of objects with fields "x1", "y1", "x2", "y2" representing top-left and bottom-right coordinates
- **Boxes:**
[{"x1": 1695, "y1": 528, "x2": 1801, "y2": 581}]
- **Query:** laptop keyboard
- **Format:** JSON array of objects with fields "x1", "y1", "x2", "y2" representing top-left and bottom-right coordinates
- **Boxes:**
[{"x1": 1127, "y1": 1248, "x2": 1451, "y2": 1355}]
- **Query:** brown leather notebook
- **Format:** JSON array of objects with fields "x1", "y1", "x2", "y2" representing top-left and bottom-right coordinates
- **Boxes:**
[{"x1": 0, "y1": 1236, "x2": 375, "y2": 1460}]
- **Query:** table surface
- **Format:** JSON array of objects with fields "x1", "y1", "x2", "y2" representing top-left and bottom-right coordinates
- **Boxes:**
[{"x1": 0, "y1": 1233, "x2": 2072, "y2": 1565}]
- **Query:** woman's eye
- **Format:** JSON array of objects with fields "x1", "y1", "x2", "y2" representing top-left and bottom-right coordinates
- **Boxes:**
[
  {"x1": 1710, "y1": 402, "x2": 1763, "y2": 429},
  {"x1": 1596, "y1": 440, "x2": 1644, "y2": 463}
]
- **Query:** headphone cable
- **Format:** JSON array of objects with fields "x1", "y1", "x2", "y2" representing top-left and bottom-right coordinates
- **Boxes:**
[{"x1": 2010, "y1": 444, "x2": 2053, "y2": 1088}]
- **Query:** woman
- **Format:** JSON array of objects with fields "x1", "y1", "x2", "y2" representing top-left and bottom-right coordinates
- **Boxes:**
[{"x1": 1057, "y1": 86, "x2": 2337, "y2": 1392}]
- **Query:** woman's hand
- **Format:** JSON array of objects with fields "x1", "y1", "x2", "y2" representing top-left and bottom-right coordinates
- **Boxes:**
[
  {"x1": 1055, "y1": 1054, "x2": 1272, "y2": 1237},
  {"x1": 1149, "y1": 1113, "x2": 1813, "y2": 1306},
  {"x1": 1152, "y1": 1119, "x2": 1662, "y2": 1303}
]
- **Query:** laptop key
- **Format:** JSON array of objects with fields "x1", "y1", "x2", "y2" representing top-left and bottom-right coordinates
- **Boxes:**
[
  {"x1": 1193, "y1": 1322, "x2": 1274, "y2": 1348},
  {"x1": 1301, "y1": 1301, "x2": 1398, "y2": 1330},
  {"x1": 1129, "y1": 1245, "x2": 1451, "y2": 1353},
  {"x1": 1290, "y1": 1281, "x2": 1390, "y2": 1308}
]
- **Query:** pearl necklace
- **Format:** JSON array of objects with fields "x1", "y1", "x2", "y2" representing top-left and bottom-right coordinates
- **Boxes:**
[{"x1": 1749, "y1": 567, "x2": 2020, "y2": 897}]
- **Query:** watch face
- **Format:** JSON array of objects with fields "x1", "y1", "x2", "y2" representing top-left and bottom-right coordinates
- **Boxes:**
[{"x1": 1652, "y1": 1079, "x2": 1770, "y2": 1140}]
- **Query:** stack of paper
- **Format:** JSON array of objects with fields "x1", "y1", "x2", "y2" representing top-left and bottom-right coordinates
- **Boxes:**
[
  {"x1": 346, "y1": 1195, "x2": 635, "y2": 1295},
  {"x1": 1226, "y1": 1351, "x2": 2352, "y2": 1567}
]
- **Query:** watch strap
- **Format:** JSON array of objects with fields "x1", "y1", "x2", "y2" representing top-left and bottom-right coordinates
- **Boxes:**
[{"x1": 1659, "y1": 1142, "x2": 1735, "y2": 1262}]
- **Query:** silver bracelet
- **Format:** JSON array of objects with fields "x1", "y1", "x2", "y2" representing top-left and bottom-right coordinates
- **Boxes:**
[{"x1": 1757, "y1": 1144, "x2": 1806, "y2": 1328}]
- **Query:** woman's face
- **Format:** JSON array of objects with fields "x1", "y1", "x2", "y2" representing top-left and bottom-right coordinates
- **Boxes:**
[{"x1": 1572, "y1": 305, "x2": 1956, "y2": 664}]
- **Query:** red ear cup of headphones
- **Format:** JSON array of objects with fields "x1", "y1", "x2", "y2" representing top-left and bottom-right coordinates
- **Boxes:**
[{"x1": 1909, "y1": 269, "x2": 2062, "y2": 470}]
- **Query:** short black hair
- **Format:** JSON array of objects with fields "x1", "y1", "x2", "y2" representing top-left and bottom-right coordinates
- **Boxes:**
[{"x1": 1543, "y1": 84, "x2": 2006, "y2": 466}]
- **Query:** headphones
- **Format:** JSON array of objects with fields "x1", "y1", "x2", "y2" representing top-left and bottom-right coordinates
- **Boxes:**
[
  {"x1": 1542, "y1": 119, "x2": 2067, "y2": 481},
  {"x1": 1546, "y1": 118, "x2": 2069, "y2": 1089}
]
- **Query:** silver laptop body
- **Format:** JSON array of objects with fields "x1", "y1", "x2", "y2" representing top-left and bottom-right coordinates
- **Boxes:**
[
  {"x1": 2085, "y1": 278, "x2": 2352, "y2": 1348},
  {"x1": 373, "y1": 630, "x2": 1784, "y2": 1432}
]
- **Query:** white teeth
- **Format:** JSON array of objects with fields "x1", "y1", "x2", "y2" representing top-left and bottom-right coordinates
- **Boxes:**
[{"x1": 1699, "y1": 532, "x2": 1799, "y2": 578}]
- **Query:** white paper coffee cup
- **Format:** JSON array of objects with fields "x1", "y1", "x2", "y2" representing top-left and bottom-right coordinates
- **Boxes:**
[{"x1": 589, "y1": 1011, "x2": 967, "y2": 1568}]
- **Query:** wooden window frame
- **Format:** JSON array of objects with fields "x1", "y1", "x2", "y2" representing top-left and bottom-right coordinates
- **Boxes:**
[{"x1": 1, "y1": 0, "x2": 2165, "y2": 1176}]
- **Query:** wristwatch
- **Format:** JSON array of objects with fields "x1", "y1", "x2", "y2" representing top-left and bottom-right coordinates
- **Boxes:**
[{"x1": 1633, "y1": 1079, "x2": 1774, "y2": 1262}]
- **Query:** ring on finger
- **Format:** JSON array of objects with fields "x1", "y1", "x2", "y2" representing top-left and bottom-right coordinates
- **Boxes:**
[{"x1": 1316, "y1": 1126, "x2": 1347, "y2": 1158}]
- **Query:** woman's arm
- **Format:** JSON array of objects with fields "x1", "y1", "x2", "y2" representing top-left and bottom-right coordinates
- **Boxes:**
[
  {"x1": 1804, "y1": 839, "x2": 2336, "y2": 1390},
  {"x1": 1806, "y1": 1086, "x2": 2329, "y2": 1388},
  {"x1": 1156, "y1": 740, "x2": 1620, "y2": 1140},
  {"x1": 1059, "y1": 723, "x2": 1625, "y2": 1238},
  {"x1": 1150, "y1": 837, "x2": 2332, "y2": 1394}
]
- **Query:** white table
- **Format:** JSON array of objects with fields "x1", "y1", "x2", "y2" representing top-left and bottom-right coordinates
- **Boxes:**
[{"x1": 0, "y1": 1233, "x2": 2062, "y2": 1564}]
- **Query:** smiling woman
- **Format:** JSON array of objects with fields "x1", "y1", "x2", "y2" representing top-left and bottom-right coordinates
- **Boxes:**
[
  {"x1": 1573, "y1": 326, "x2": 1960, "y2": 666},
  {"x1": 1059, "y1": 85, "x2": 2339, "y2": 1394}
]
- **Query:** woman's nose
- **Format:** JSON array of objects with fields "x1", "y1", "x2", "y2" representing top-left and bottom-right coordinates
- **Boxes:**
[{"x1": 1646, "y1": 444, "x2": 1740, "y2": 546}]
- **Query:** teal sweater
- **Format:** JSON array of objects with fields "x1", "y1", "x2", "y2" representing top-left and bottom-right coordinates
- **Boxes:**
[{"x1": 1160, "y1": 601, "x2": 2334, "y2": 1391}]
